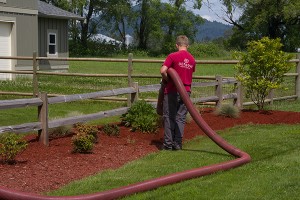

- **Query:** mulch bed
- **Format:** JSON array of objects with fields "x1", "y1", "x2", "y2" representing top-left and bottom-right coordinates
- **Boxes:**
[{"x1": 0, "y1": 108, "x2": 299, "y2": 194}]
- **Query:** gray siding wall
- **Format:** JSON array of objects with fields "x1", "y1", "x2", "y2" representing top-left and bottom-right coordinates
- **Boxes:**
[
  {"x1": 0, "y1": 0, "x2": 37, "y2": 12},
  {"x1": 38, "y1": 17, "x2": 69, "y2": 70},
  {"x1": 0, "y1": 0, "x2": 38, "y2": 70},
  {"x1": 1, "y1": 0, "x2": 69, "y2": 71}
]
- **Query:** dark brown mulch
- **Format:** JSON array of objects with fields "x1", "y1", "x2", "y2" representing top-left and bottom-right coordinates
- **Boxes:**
[{"x1": 0, "y1": 109, "x2": 299, "y2": 194}]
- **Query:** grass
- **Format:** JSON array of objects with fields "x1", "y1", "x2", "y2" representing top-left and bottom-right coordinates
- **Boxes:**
[
  {"x1": 47, "y1": 123, "x2": 300, "y2": 199},
  {"x1": 1, "y1": 56, "x2": 298, "y2": 127},
  {"x1": 265, "y1": 99, "x2": 300, "y2": 112},
  {"x1": 0, "y1": 100, "x2": 126, "y2": 126}
]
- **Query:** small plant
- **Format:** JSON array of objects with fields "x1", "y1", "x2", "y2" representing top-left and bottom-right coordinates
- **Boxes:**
[
  {"x1": 121, "y1": 100, "x2": 159, "y2": 133},
  {"x1": 0, "y1": 133, "x2": 28, "y2": 164},
  {"x1": 215, "y1": 104, "x2": 240, "y2": 118},
  {"x1": 102, "y1": 124, "x2": 120, "y2": 136},
  {"x1": 71, "y1": 123, "x2": 99, "y2": 153},
  {"x1": 73, "y1": 123, "x2": 99, "y2": 143},
  {"x1": 71, "y1": 133, "x2": 95, "y2": 153}
]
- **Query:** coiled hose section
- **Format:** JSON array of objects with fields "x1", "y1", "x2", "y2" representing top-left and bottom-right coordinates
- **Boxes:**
[{"x1": 0, "y1": 68, "x2": 251, "y2": 200}]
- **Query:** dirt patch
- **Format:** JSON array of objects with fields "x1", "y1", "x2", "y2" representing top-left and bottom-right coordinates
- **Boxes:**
[{"x1": 0, "y1": 109, "x2": 299, "y2": 194}]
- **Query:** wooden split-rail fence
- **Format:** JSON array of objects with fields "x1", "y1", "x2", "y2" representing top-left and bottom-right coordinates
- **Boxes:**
[{"x1": 0, "y1": 53, "x2": 299, "y2": 146}]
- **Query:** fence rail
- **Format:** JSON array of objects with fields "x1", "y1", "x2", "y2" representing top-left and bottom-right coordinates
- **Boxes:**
[
  {"x1": 0, "y1": 77, "x2": 239, "y2": 145},
  {"x1": 0, "y1": 54, "x2": 299, "y2": 146}
]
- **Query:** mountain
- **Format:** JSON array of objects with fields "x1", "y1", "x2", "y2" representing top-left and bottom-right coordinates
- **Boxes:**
[
  {"x1": 195, "y1": 20, "x2": 232, "y2": 41},
  {"x1": 96, "y1": 19, "x2": 232, "y2": 43}
]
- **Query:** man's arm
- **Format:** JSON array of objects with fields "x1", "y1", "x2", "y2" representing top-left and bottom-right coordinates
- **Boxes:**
[{"x1": 160, "y1": 65, "x2": 169, "y2": 83}]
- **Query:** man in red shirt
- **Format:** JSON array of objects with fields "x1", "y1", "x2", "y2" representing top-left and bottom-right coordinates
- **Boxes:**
[{"x1": 160, "y1": 35, "x2": 196, "y2": 150}]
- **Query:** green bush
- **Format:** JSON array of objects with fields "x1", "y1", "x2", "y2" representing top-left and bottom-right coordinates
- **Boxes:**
[
  {"x1": 71, "y1": 123, "x2": 99, "y2": 153},
  {"x1": 214, "y1": 104, "x2": 240, "y2": 118},
  {"x1": 102, "y1": 124, "x2": 120, "y2": 136},
  {"x1": 121, "y1": 100, "x2": 159, "y2": 133},
  {"x1": 0, "y1": 133, "x2": 28, "y2": 164},
  {"x1": 73, "y1": 123, "x2": 99, "y2": 143},
  {"x1": 234, "y1": 37, "x2": 293, "y2": 110},
  {"x1": 71, "y1": 133, "x2": 95, "y2": 153}
]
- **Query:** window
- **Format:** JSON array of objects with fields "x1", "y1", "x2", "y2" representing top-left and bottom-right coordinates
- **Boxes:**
[
  {"x1": 0, "y1": 0, "x2": 6, "y2": 3},
  {"x1": 48, "y1": 32, "x2": 57, "y2": 55}
]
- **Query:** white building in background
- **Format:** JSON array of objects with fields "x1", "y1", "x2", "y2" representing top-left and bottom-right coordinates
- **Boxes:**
[
  {"x1": 125, "y1": 34, "x2": 133, "y2": 47},
  {"x1": 91, "y1": 34, "x2": 122, "y2": 45},
  {"x1": 91, "y1": 34, "x2": 133, "y2": 48}
]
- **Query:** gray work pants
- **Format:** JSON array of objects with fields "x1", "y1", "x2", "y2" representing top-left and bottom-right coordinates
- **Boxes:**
[{"x1": 163, "y1": 92, "x2": 189, "y2": 149}]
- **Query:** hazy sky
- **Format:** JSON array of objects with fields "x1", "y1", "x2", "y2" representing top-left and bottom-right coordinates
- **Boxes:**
[
  {"x1": 186, "y1": 0, "x2": 242, "y2": 24},
  {"x1": 155, "y1": 0, "x2": 242, "y2": 24}
]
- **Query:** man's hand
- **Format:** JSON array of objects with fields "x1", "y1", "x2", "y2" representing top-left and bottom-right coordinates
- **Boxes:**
[{"x1": 161, "y1": 78, "x2": 168, "y2": 85}]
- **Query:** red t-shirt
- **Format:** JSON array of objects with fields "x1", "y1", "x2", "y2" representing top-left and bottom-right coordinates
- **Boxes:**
[{"x1": 163, "y1": 50, "x2": 196, "y2": 93}]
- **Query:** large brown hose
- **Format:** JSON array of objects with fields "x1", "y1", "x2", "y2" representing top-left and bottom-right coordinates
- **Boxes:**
[{"x1": 0, "y1": 68, "x2": 251, "y2": 200}]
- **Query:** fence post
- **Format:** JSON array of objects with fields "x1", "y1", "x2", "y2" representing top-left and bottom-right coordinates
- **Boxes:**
[
  {"x1": 267, "y1": 89, "x2": 274, "y2": 105},
  {"x1": 131, "y1": 82, "x2": 139, "y2": 104},
  {"x1": 296, "y1": 54, "x2": 300, "y2": 100},
  {"x1": 127, "y1": 53, "x2": 133, "y2": 107},
  {"x1": 234, "y1": 81, "x2": 243, "y2": 109},
  {"x1": 215, "y1": 75, "x2": 223, "y2": 107},
  {"x1": 32, "y1": 52, "x2": 39, "y2": 97},
  {"x1": 38, "y1": 92, "x2": 49, "y2": 146}
]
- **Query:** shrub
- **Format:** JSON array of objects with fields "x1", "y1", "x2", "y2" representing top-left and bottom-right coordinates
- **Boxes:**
[
  {"x1": 0, "y1": 133, "x2": 28, "y2": 164},
  {"x1": 234, "y1": 37, "x2": 293, "y2": 110},
  {"x1": 73, "y1": 123, "x2": 99, "y2": 143},
  {"x1": 71, "y1": 133, "x2": 95, "y2": 153},
  {"x1": 214, "y1": 104, "x2": 240, "y2": 118},
  {"x1": 102, "y1": 124, "x2": 120, "y2": 136},
  {"x1": 71, "y1": 123, "x2": 99, "y2": 153},
  {"x1": 121, "y1": 100, "x2": 159, "y2": 133}
]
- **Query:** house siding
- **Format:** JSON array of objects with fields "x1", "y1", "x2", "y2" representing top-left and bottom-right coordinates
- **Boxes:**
[
  {"x1": 38, "y1": 17, "x2": 68, "y2": 70},
  {"x1": 0, "y1": 0, "x2": 38, "y2": 70},
  {"x1": 0, "y1": 0, "x2": 37, "y2": 10},
  {"x1": 1, "y1": 0, "x2": 74, "y2": 73}
]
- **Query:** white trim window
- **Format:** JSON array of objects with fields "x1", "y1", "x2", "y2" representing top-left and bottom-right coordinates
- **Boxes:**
[
  {"x1": 0, "y1": 0, "x2": 7, "y2": 3},
  {"x1": 48, "y1": 32, "x2": 57, "y2": 56}
]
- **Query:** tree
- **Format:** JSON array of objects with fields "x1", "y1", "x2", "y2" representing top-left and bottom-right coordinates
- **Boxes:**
[
  {"x1": 234, "y1": 37, "x2": 293, "y2": 110},
  {"x1": 78, "y1": 0, "x2": 107, "y2": 48},
  {"x1": 221, "y1": 0, "x2": 300, "y2": 51},
  {"x1": 159, "y1": 2, "x2": 203, "y2": 54},
  {"x1": 133, "y1": 0, "x2": 203, "y2": 53},
  {"x1": 134, "y1": 0, "x2": 153, "y2": 50},
  {"x1": 44, "y1": 0, "x2": 205, "y2": 55},
  {"x1": 101, "y1": 0, "x2": 133, "y2": 48}
]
